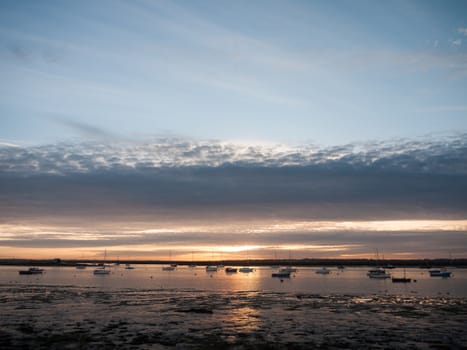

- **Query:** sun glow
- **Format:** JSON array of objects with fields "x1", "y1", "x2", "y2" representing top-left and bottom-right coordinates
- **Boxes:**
[{"x1": 0, "y1": 219, "x2": 466, "y2": 260}]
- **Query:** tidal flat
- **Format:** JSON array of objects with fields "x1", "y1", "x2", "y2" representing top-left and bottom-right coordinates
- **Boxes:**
[{"x1": 1, "y1": 284, "x2": 466, "y2": 349}]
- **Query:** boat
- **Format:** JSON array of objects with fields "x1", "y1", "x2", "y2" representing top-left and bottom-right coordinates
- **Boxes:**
[
  {"x1": 316, "y1": 267, "x2": 330, "y2": 274},
  {"x1": 93, "y1": 250, "x2": 110, "y2": 275},
  {"x1": 189, "y1": 252, "x2": 196, "y2": 268},
  {"x1": 162, "y1": 251, "x2": 177, "y2": 270},
  {"x1": 272, "y1": 271, "x2": 291, "y2": 278},
  {"x1": 93, "y1": 267, "x2": 110, "y2": 275},
  {"x1": 392, "y1": 268, "x2": 411, "y2": 283},
  {"x1": 279, "y1": 267, "x2": 297, "y2": 273},
  {"x1": 75, "y1": 264, "x2": 87, "y2": 269},
  {"x1": 367, "y1": 268, "x2": 391, "y2": 279},
  {"x1": 19, "y1": 267, "x2": 44, "y2": 275},
  {"x1": 162, "y1": 266, "x2": 176, "y2": 271},
  {"x1": 225, "y1": 267, "x2": 238, "y2": 273},
  {"x1": 392, "y1": 277, "x2": 411, "y2": 283},
  {"x1": 270, "y1": 251, "x2": 280, "y2": 269},
  {"x1": 429, "y1": 268, "x2": 452, "y2": 277},
  {"x1": 367, "y1": 250, "x2": 390, "y2": 279},
  {"x1": 125, "y1": 264, "x2": 135, "y2": 270},
  {"x1": 206, "y1": 265, "x2": 218, "y2": 272},
  {"x1": 337, "y1": 265, "x2": 345, "y2": 270},
  {"x1": 239, "y1": 267, "x2": 254, "y2": 273}
]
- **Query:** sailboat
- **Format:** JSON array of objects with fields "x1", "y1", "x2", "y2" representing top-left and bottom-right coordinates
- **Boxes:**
[
  {"x1": 189, "y1": 251, "x2": 196, "y2": 268},
  {"x1": 94, "y1": 250, "x2": 110, "y2": 275},
  {"x1": 316, "y1": 267, "x2": 331, "y2": 274},
  {"x1": 239, "y1": 249, "x2": 254, "y2": 273},
  {"x1": 270, "y1": 251, "x2": 280, "y2": 269},
  {"x1": 392, "y1": 268, "x2": 411, "y2": 283},
  {"x1": 162, "y1": 251, "x2": 176, "y2": 271},
  {"x1": 367, "y1": 249, "x2": 390, "y2": 279}
]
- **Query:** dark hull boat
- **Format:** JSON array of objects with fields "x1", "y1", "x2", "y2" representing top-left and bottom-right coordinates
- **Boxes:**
[
  {"x1": 272, "y1": 272, "x2": 291, "y2": 278},
  {"x1": 392, "y1": 277, "x2": 411, "y2": 283},
  {"x1": 429, "y1": 269, "x2": 452, "y2": 277},
  {"x1": 392, "y1": 268, "x2": 411, "y2": 283},
  {"x1": 19, "y1": 267, "x2": 44, "y2": 275}
]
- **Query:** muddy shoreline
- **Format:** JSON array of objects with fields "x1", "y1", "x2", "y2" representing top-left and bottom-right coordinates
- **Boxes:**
[{"x1": 1, "y1": 284, "x2": 466, "y2": 349}]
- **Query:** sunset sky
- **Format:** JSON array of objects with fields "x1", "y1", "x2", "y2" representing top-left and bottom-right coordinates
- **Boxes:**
[{"x1": 1, "y1": 0, "x2": 467, "y2": 260}]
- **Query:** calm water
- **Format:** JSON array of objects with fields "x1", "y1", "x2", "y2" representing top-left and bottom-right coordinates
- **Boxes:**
[{"x1": 2, "y1": 265, "x2": 466, "y2": 297}]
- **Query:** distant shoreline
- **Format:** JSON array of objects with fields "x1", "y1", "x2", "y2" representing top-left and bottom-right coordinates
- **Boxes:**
[{"x1": 1, "y1": 258, "x2": 466, "y2": 268}]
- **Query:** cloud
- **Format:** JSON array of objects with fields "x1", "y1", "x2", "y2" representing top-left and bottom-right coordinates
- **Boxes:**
[
  {"x1": 450, "y1": 39, "x2": 462, "y2": 47},
  {"x1": 50, "y1": 116, "x2": 117, "y2": 140},
  {"x1": 2, "y1": 133, "x2": 466, "y2": 175},
  {"x1": 458, "y1": 27, "x2": 467, "y2": 36},
  {"x1": 1, "y1": 134, "x2": 467, "y2": 225}
]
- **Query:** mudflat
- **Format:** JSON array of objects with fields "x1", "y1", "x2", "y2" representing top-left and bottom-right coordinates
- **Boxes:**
[{"x1": 1, "y1": 284, "x2": 466, "y2": 349}]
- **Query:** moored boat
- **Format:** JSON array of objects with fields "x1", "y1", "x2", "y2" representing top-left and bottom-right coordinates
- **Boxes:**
[
  {"x1": 392, "y1": 277, "x2": 411, "y2": 283},
  {"x1": 367, "y1": 268, "x2": 391, "y2": 279},
  {"x1": 94, "y1": 249, "x2": 111, "y2": 275},
  {"x1": 279, "y1": 267, "x2": 297, "y2": 273},
  {"x1": 316, "y1": 267, "x2": 330, "y2": 274},
  {"x1": 239, "y1": 267, "x2": 254, "y2": 273},
  {"x1": 392, "y1": 268, "x2": 411, "y2": 283},
  {"x1": 93, "y1": 267, "x2": 110, "y2": 275},
  {"x1": 429, "y1": 268, "x2": 452, "y2": 277},
  {"x1": 225, "y1": 267, "x2": 238, "y2": 273},
  {"x1": 206, "y1": 265, "x2": 218, "y2": 272},
  {"x1": 272, "y1": 271, "x2": 291, "y2": 278},
  {"x1": 19, "y1": 267, "x2": 44, "y2": 275}
]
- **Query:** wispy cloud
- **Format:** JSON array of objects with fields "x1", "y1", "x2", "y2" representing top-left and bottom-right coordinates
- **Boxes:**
[
  {"x1": 458, "y1": 27, "x2": 467, "y2": 36},
  {"x1": 50, "y1": 116, "x2": 117, "y2": 140}
]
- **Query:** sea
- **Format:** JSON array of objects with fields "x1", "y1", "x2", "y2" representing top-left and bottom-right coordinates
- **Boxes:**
[{"x1": 1, "y1": 265, "x2": 466, "y2": 349}]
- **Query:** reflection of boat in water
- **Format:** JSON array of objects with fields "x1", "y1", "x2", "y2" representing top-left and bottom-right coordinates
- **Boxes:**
[
  {"x1": 272, "y1": 271, "x2": 291, "y2": 278},
  {"x1": 316, "y1": 267, "x2": 330, "y2": 274},
  {"x1": 206, "y1": 266, "x2": 218, "y2": 272},
  {"x1": 19, "y1": 267, "x2": 44, "y2": 275},
  {"x1": 225, "y1": 267, "x2": 238, "y2": 273},
  {"x1": 367, "y1": 268, "x2": 391, "y2": 279},
  {"x1": 239, "y1": 267, "x2": 254, "y2": 273},
  {"x1": 429, "y1": 268, "x2": 452, "y2": 277}
]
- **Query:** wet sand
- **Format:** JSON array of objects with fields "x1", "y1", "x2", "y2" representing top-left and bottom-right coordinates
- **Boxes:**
[{"x1": 1, "y1": 284, "x2": 466, "y2": 349}]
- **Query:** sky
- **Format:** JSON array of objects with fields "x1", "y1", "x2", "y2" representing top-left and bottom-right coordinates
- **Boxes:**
[{"x1": 1, "y1": 0, "x2": 467, "y2": 260}]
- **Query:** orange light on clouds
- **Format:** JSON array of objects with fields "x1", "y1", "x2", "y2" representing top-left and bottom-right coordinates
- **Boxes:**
[{"x1": 0, "y1": 219, "x2": 466, "y2": 260}]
